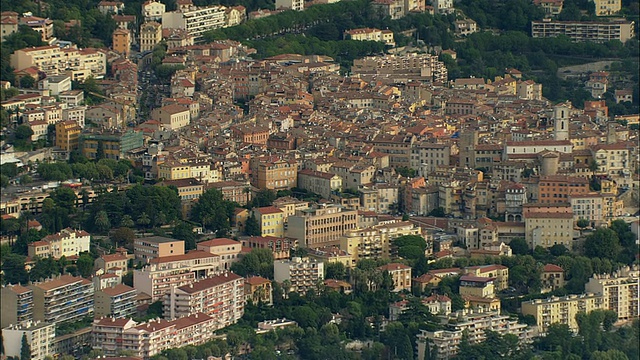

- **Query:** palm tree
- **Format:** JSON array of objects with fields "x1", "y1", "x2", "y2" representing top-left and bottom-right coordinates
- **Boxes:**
[
  {"x1": 95, "y1": 210, "x2": 111, "y2": 233},
  {"x1": 243, "y1": 186, "x2": 251, "y2": 206},
  {"x1": 137, "y1": 212, "x2": 151, "y2": 229}
]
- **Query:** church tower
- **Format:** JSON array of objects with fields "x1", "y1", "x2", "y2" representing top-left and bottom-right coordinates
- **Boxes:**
[{"x1": 553, "y1": 103, "x2": 570, "y2": 141}]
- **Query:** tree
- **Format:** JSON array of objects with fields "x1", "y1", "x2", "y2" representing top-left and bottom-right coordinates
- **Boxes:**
[
  {"x1": 14, "y1": 125, "x2": 34, "y2": 141},
  {"x1": 584, "y1": 228, "x2": 620, "y2": 261},
  {"x1": 20, "y1": 333, "x2": 31, "y2": 360},
  {"x1": 2, "y1": 253, "x2": 29, "y2": 284},
  {"x1": 325, "y1": 262, "x2": 346, "y2": 280},
  {"x1": 190, "y1": 189, "x2": 236, "y2": 236},
  {"x1": 172, "y1": 222, "x2": 197, "y2": 250},
  {"x1": 119, "y1": 214, "x2": 134, "y2": 228},
  {"x1": 549, "y1": 244, "x2": 569, "y2": 257},
  {"x1": 577, "y1": 218, "x2": 590, "y2": 229},
  {"x1": 19, "y1": 75, "x2": 35, "y2": 89},
  {"x1": 244, "y1": 215, "x2": 261, "y2": 236},
  {"x1": 94, "y1": 210, "x2": 111, "y2": 233},
  {"x1": 509, "y1": 237, "x2": 529, "y2": 255},
  {"x1": 76, "y1": 253, "x2": 94, "y2": 278},
  {"x1": 111, "y1": 227, "x2": 135, "y2": 249},
  {"x1": 136, "y1": 212, "x2": 151, "y2": 228},
  {"x1": 427, "y1": 207, "x2": 446, "y2": 217},
  {"x1": 30, "y1": 256, "x2": 60, "y2": 282}
]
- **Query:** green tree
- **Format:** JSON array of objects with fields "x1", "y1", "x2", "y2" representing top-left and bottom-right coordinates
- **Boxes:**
[
  {"x1": 136, "y1": 212, "x2": 151, "y2": 228},
  {"x1": 30, "y1": 256, "x2": 61, "y2": 282},
  {"x1": 172, "y1": 221, "x2": 197, "y2": 250},
  {"x1": 577, "y1": 218, "x2": 590, "y2": 229},
  {"x1": 190, "y1": 189, "x2": 236, "y2": 236},
  {"x1": 584, "y1": 228, "x2": 621, "y2": 261},
  {"x1": 19, "y1": 75, "x2": 35, "y2": 89},
  {"x1": 94, "y1": 210, "x2": 111, "y2": 233},
  {"x1": 427, "y1": 207, "x2": 446, "y2": 217},
  {"x1": 244, "y1": 215, "x2": 261, "y2": 236},
  {"x1": 14, "y1": 125, "x2": 34, "y2": 141},
  {"x1": 509, "y1": 237, "x2": 529, "y2": 255},
  {"x1": 20, "y1": 333, "x2": 31, "y2": 360},
  {"x1": 325, "y1": 262, "x2": 346, "y2": 280},
  {"x1": 120, "y1": 214, "x2": 134, "y2": 228},
  {"x1": 111, "y1": 227, "x2": 135, "y2": 249},
  {"x1": 76, "y1": 253, "x2": 94, "y2": 278},
  {"x1": 2, "y1": 253, "x2": 29, "y2": 284}
]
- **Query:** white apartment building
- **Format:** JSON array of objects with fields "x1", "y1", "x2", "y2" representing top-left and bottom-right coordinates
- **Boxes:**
[
  {"x1": 11, "y1": 45, "x2": 107, "y2": 81},
  {"x1": 275, "y1": 0, "x2": 304, "y2": 11},
  {"x1": 133, "y1": 251, "x2": 222, "y2": 301},
  {"x1": 2, "y1": 321, "x2": 56, "y2": 360},
  {"x1": 162, "y1": 5, "x2": 227, "y2": 42},
  {"x1": 410, "y1": 142, "x2": 451, "y2": 177},
  {"x1": 416, "y1": 309, "x2": 536, "y2": 360},
  {"x1": 297, "y1": 169, "x2": 343, "y2": 200},
  {"x1": 531, "y1": 19, "x2": 635, "y2": 43},
  {"x1": 274, "y1": 257, "x2": 324, "y2": 295},
  {"x1": 27, "y1": 227, "x2": 91, "y2": 260},
  {"x1": 139, "y1": 21, "x2": 162, "y2": 52},
  {"x1": 143, "y1": 0, "x2": 166, "y2": 21},
  {"x1": 585, "y1": 266, "x2": 639, "y2": 322},
  {"x1": 344, "y1": 28, "x2": 395, "y2": 46},
  {"x1": 150, "y1": 104, "x2": 190, "y2": 130},
  {"x1": 163, "y1": 272, "x2": 244, "y2": 326}
]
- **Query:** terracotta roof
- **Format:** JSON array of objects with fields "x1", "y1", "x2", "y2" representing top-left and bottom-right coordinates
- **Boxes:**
[
  {"x1": 460, "y1": 275, "x2": 495, "y2": 283},
  {"x1": 245, "y1": 276, "x2": 271, "y2": 286},
  {"x1": 94, "y1": 317, "x2": 134, "y2": 327},
  {"x1": 149, "y1": 250, "x2": 218, "y2": 264},
  {"x1": 33, "y1": 275, "x2": 89, "y2": 291},
  {"x1": 543, "y1": 264, "x2": 564, "y2": 272},
  {"x1": 255, "y1": 206, "x2": 283, "y2": 215},
  {"x1": 525, "y1": 212, "x2": 573, "y2": 219},
  {"x1": 378, "y1": 263, "x2": 411, "y2": 272},
  {"x1": 197, "y1": 238, "x2": 240, "y2": 247}
]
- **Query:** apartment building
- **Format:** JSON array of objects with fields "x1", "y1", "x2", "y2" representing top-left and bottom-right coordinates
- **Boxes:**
[
  {"x1": 389, "y1": 294, "x2": 452, "y2": 321},
  {"x1": 159, "y1": 178, "x2": 204, "y2": 202},
  {"x1": 27, "y1": 228, "x2": 90, "y2": 260},
  {"x1": 55, "y1": 120, "x2": 82, "y2": 152},
  {"x1": 297, "y1": 169, "x2": 342, "y2": 199},
  {"x1": 92, "y1": 314, "x2": 216, "y2": 358},
  {"x1": 372, "y1": 133, "x2": 415, "y2": 168},
  {"x1": 533, "y1": 0, "x2": 564, "y2": 16},
  {"x1": 208, "y1": 181, "x2": 253, "y2": 206},
  {"x1": 94, "y1": 284, "x2": 137, "y2": 319},
  {"x1": 231, "y1": 123, "x2": 270, "y2": 145},
  {"x1": 29, "y1": 275, "x2": 94, "y2": 325},
  {"x1": 524, "y1": 211, "x2": 574, "y2": 249},
  {"x1": 591, "y1": 142, "x2": 631, "y2": 177},
  {"x1": 1, "y1": 12, "x2": 19, "y2": 40},
  {"x1": 253, "y1": 206, "x2": 286, "y2": 237},
  {"x1": 256, "y1": 159, "x2": 297, "y2": 190},
  {"x1": 162, "y1": 5, "x2": 227, "y2": 42},
  {"x1": 464, "y1": 265, "x2": 509, "y2": 291},
  {"x1": 94, "y1": 251, "x2": 129, "y2": 275},
  {"x1": 196, "y1": 238, "x2": 243, "y2": 270},
  {"x1": 521, "y1": 293, "x2": 605, "y2": 331},
  {"x1": 287, "y1": 205, "x2": 358, "y2": 248},
  {"x1": 538, "y1": 175, "x2": 590, "y2": 204},
  {"x1": 133, "y1": 250, "x2": 221, "y2": 301},
  {"x1": 585, "y1": 266, "x2": 639, "y2": 322},
  {"x1": 541, "y1": 264, "x2": 565, "y2": 293},
  {"x1": 112, "y1": 29, "x2": 131, "y2": 56},
  {"x1": 274, "y1": 257, "x2": 324, "y2": 294},
  {"x1": 11, "y1": 45, "x2": 107, "y2": 81},
  {"x1": 245, "y1": 276, "x2": 273, "y2": 305},
  {"x1": 80, "y1": 129, "x2": 144, "y2": 160},
  {"x1": 352, "y1": 53, "x2": 447, "y2": 83},
  {"x1": 593, "y1": 0, "x2": 621, "y2": 16},
  {"x1": 150, "y1": 104, "x2": 190, "y2": 130},
  {"x1": 275, "y1": 0, "x2": 304, "y2": 11},
  {"x1": 371, "y1": 0, "x2": 405, "y2": 20},
  {"x1": 163, "y1": 272, "x2": 244, "y2": 325},
  {"x1": 134, "y1": 236, "x2": 185, "y2": 264},
  {"x1": 410, "y1": 142, "x2": 451, "y2": 177},
  {"x1": 340, "y1": 221, "x2": 422, "y2": 261},
  {"x1": 1, "y1": 284, "x2": 34, "y2": 328},
  {"x1": 416, "y1": 309, "x2": 535, "y2": 360},
  {"x1": 143, "y1": 0, "x2": 166, "y2": 21},
  {"x1": 2, "y1": 321, "x2": 56, "y2": 360},
  {"x1": 241, "y1": 236, "x2": 297, "y2": 260},
  {"x1": 139, "y1": 21, "x2": 162, "y2": 52},
  {"x1": 531, "y1": 19, "x2": 635, "y2": 43},
  {"x1": 344, "y1": 28, "x2": 395, "y2": 46},
  {"x1": 459, "y1": 275, "x2": 496, "y2": 298},
  {"x1": 378, "y1": 263, "x2": 412, "y2": 292}
]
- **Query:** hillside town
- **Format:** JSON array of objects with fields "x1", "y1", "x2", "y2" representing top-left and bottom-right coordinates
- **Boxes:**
[{"x1": 0, "y1": 0, "x2": 639, "y2": 359}]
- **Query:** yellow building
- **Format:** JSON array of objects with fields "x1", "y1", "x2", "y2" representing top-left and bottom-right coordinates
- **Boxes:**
[
  {"x1": 340, "y1": 221, "x2": 422, "y2": 262},
  {"x1": 541, "y1": 264, "x2": 565, "y2": 293},
  {"x1": 139, "y1": 21, "x2": 162, "y2": 52},
  {"x1": 158, "y1": 160, "x2": 191, "y2": 181},
  {"x1": 344, "y1": 28, "x2": 395, "y2": 46},
  {"x1": 256, "y1": 159, "x2": 297, "y2": 191},
  {"x1": 464, "y1": 265, "x2": 509, "y2": 291},
  {"x1": 253, "y1": 206, "x2": 285, "y2": 237},
  {"x1": 459, "y1": 275, "x2": 495, "y2": 298},
  {"x1": 81, "y1": 129, "x2": 143, "y2": 160},
  {"x1": 288, "y1": 205, "x2": 358, "y2": 248},
  {"x1": 307, "y1": 246, "x2": 354, "y2": 268},
  {"x1": 524, "y1": 211, "x2": 574, "y2": 249},
  {"x1": 378, "y1": 263, "x2": 412, "y2": 292},
  {"x1": 244, "y1": 276, "x2": 273, "y2": 305},
  {"x1": 593, "y1": 0, "x2": 621, "y2": 16},
  {"x1": 521, "y1": 294, "x2": 605, "y2": 331},
  {"x1": 55, "y1": 120, "x2": 82, "y2": 152},
  {"x1": 112, "y1": 29, "x2": 130, "y2": 57}
]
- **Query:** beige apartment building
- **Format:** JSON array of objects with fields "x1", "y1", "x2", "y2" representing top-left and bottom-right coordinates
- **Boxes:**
[
  {"x1": 340, "y1": 220, "x2": 422, "y2": 262},
  {"x1": 459, "y1": 276, "x2": 495, "y2": 298},
  {"x1": 27, "y1": 227, "x2": 91, "y2": 259},
  {"x1": 196, "y1": 237, "x2": 243, "y2": 270},
  {"x1": 133, "y1": 251, "x2": 221, "y2": 301},
  {"x1": 245, "y1": 276, "x2": 273, "y2": 305},
  {"x1": 11, "y1": 45, "x2": 107, "y2": 81},
  {"x1": 531, "y1": 19, "x2": 635, "y2": 43},
  {"x1": 162, "y1": 5, "x2": 227, "y2": 42},
  {"x1": 297, "y1": 169, "x2": 342, "y2": 199},
  {"x1": 134, "y1": 236, "x2": 185, "y2": 264},
  {"x1": 585, "y1": 266, "x2": 639, "y2": 322},
  {"x1": 524, "y1": 211, "x2": 574, "y2": 249},
  {"x1": 464, "y1": 265, "x2": 509, "y2": 291},
  {"x1": 256, "y1": 159, "x2": 297, "y2": 191},
  {"x1": 274, "y1": 257, "x2": 324, "y2": 294},
  {"x1": 150, "y1": 104, "x2": 190, "y2": 130},
  {"x1": 164, "y1": 272, "x2": 244, "y2": 325},
  {"x1": 29, "y1": 275, "x2": 94, "y2": 326},
  {"x1": 94, "y1": 284, "x2": 137, "y2": 319},
  {"x1": 521, "y1": 293, "x2": 605, "y2": 331},
  {"x1": 139, "y1": 21, "x2": 162, "y2": 52},
  {"x1": 378, "y1": 263, "x2": 412, "y2": 292},
  {"x1": 344, "y1": 28, "x2": 395, "y2": 46},
  {"x1": 287, "y1": 205, "x2": 358, "y2": 248}
]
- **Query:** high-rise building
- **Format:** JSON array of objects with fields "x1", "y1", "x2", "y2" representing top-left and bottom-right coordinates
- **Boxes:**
[
  {"x1": 288, "y1": 205, "x2": 358, "y2": 248},
  {"x1": 2, "y1": 321, "x2": 56, "y2": 360},
  {"x1": 521, "y1": 293, "x2": 605, "y2": 331},
  {"x1": 531, "y1": 19, "x2": 635, "y2": 43},
  {"x1": 585, "y1": 266, "x2": 639, "y2": 322},
  {"x1": 94, "y1": 284, "x2": 137, "y2": 319},
  {"x1": 274, "y1": 257, "x2": 324, "y2": 294},
  {"x1": 29, "y1": 275, "x2": 94, "y2": 326},
  {"x1": 1, "y1": 284, "x2": 34, "y2": 328}
]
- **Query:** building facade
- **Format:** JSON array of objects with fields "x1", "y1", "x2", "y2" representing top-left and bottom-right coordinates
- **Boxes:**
[
  {"x1": 29, "y1": 275, "x2": 94, "y2": 326},
  {"x1": 287, "y1": 205, "x2": 358, "y2": 248},
  {"x1": 274, "y1": 257, "x2": 324, "y2": 294},
  {"x1": 521, "y1": 293, "x2": 605, "y2": 331}
]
